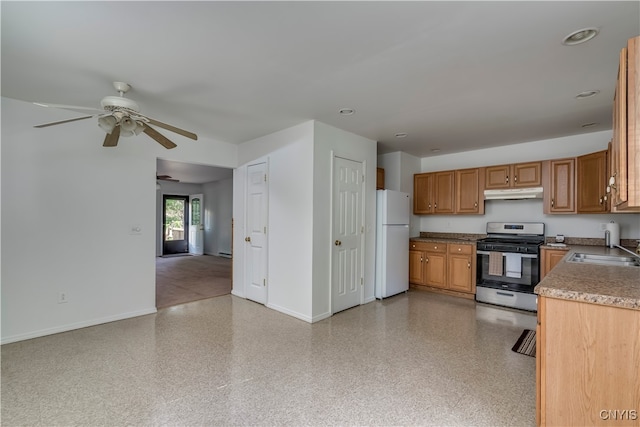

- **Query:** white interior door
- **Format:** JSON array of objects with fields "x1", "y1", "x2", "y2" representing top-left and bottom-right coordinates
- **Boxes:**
[
  {"x1": 189, "y1": 193, "x2": 204, "y2": 255},
  {"x1": 332, "y1": 156, "x2": 364, "y2": 313},
  {"x1": 245, "y1": 162, "x2": 268, "y2": 304}
]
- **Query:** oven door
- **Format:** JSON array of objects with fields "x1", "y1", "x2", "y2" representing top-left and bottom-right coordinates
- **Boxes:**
[{"x1": 476, "y1": 250, "x2": 540, "y2": 292}]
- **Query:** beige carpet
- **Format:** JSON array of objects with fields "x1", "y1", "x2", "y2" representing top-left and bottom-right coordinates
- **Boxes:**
[{"x1": 156, "y1": 255, "x2": 231, "y2": 309}]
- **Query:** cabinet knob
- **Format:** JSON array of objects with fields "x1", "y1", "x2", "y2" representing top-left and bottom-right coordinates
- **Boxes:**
[
  {"x1": 412, "y1": 244, "x2": 415, "y2": 248},
  {"x1": 425, "y1": 257, "x2": 429, "y2": 263},
  {"x1": 434, "y1": 246, "x2": 438, "y2": 249},
  {"x1": 474, "y1": 201, "x2": 478, "y2": 207},
  {"x1": 551, "y1": 199, "x2": 555, "y2": 208},
  {"x1": 468, "y1": 262, "x2": 471, "y2": 268},
  {"x1": 458, "y1": 248, "x2": 461, "y2": 251},
  {"x1": 506, "y1": 176, "x2": 509, "y2": 184},
  {"x1": 599, "y1": 197, "x2": 603, "y2": 204}
]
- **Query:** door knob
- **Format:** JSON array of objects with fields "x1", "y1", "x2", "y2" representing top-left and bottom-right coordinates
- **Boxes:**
[
  {"x1": 245, "y1": 236, "x2": 251, "y2": 242},
  {"x1": 335, "y1": 240, "x2": 342, "y2": 246}
]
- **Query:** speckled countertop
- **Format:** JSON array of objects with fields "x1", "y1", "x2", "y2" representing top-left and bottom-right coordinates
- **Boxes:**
[
  {"x1": 411, "y1": 232, "x2": 482, "y2": 244},
  {"x1": 535, "y1": 245, "x2": 640, "y2": 311}
]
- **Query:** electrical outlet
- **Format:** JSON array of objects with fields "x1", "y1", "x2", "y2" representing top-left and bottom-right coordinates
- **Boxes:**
[
  {"x1": 599, "y1": 223, "x2": 608, "y2": 231},
  {"x1": 58, "y1": 292, "x2": 68, "y2": 304}
]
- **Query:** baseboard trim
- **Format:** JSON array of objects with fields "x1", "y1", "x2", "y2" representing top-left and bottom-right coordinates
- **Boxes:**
[
  {"x1": 1, "y1": 307, "x2": 158, "y2": 345},
  {"x1": 266, "y1": 303, "x2": 314, "y2": 323}
]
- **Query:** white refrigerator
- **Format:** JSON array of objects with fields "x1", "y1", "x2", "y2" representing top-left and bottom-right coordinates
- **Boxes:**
[{"x1": 375, "y1": 189, "x2": 410, "y2": 299}]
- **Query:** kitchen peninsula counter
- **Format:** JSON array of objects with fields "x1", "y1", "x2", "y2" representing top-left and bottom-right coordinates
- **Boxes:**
[
  {"x1": 535, "y1": 244, "x2": 640, "y2": 427},
  {"x1": 534, "y1": 244, "x2": 640, "y2": 310}
]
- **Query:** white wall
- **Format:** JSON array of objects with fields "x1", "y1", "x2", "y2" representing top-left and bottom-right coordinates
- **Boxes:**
[
  {"x1": 313, "y1": 122, "x2": 378, "y2": 318},
  {"x1": 232, "y1": 121, "x2": 377, "y2": 323},
  {"x1": 203, "y1": 177, "x2": 233, "y2": 256},
  {"x1": 1, "y1": 97, "x2": 238, "y2": 343},
  {"x1": 414, "y1": 131, "x2": 640, "y2": 239},
  {"x1": 233, "y1": 121, "x2": 315, "y2": 320}
]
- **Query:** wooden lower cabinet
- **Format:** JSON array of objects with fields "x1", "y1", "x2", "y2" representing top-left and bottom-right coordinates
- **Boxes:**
[
  {"x1": 447, "y1": 244, "x2": 476, "y2": 293},
  {"x1": 537, "y1": 296, "x2": 640, "y2": 426},
  {"x1": 409, "y1": 241, "x2": 476, "y2": 297},
  {"x1": 424, "y1": 250, "x2": 447, "y2": 288},
  {"x1": 540, "y1": 248, "x2": 568, "y2": 280},
  {"x1": 409, "y1": 249, "x2": 425, "y2": 284}
]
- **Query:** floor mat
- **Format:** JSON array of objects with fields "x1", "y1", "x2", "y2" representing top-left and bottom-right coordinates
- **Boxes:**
[{"x1": 512, "y1": 329, "x2": 536, "y2": 357}]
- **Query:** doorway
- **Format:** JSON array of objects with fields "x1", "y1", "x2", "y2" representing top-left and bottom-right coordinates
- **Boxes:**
[{"x1": 163, "y1": 194, "x2": 189, "y2": 255}]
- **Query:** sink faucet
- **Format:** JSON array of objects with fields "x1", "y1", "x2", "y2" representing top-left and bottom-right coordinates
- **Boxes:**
[{"x1": 613, "y1": 244, "x2": 640, "y2": 261}]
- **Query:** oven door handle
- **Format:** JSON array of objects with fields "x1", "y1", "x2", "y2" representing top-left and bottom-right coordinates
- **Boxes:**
[{"x1": 476, "y1": 250, "x2": 537, "y2": 259}]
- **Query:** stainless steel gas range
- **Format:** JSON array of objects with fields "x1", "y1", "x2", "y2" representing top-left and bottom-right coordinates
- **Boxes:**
[{"x1": 475, "y1": 222, "x2": 545, "y2": 312}]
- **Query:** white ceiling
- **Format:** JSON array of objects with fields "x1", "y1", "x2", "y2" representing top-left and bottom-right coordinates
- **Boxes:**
[{"x1": 2, "y1": 1, "x2": 639, "y2": 164}]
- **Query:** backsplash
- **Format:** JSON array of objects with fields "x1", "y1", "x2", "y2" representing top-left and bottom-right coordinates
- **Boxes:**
[{"x1": 417, "y1": 232, "x2": 638, "y2": 248}]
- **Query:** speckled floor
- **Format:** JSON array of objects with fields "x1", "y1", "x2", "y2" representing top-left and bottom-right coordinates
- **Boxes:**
[{"x1": 1, "y1": 291, "x2": 537, "y2": 426}]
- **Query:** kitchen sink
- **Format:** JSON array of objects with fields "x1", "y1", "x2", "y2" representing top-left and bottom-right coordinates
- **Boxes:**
[{"x1": 568, "y1": 252, "x2": 640, "y2": 267}]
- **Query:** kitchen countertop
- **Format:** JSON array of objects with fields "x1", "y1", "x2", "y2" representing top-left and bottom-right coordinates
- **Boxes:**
[
  {"x1": 534, "y1": 245, "x2": 640, "y2": 311},
  {"x1": 410, "y1": 236, "x2": 477, "y2": 244}
]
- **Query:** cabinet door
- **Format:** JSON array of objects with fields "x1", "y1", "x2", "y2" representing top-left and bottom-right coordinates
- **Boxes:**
[
  {"x1": 540, "y1": 248, "x2": 567, "y2": 280},
  {"x1": 409, "y1": 250, "x2": 424, "y2": 284},
  {"x1": 448, "y1": 254, "x2": 473, "y2": 292},
  {"x1": 545, "y1": 159, "x2": 575, "y2": 213},
  {"x1": 577, "y1": 151, "x2": 608, "y2": 213},
  {"x1": 433, "y1": 171, "x2": 454, "y2": 214},
  {"x1": 414, "y1": 173, "x2": 433, "y2": 214},
  {"x1": 513, "y1": 162, "x2": 542, "y2": 187},
  {"x1": 485, "y1": 165, "x2": 510, "y2": 189},
  {"x1": 455, "y1": 168, "x2": 484, "y2": 214},
  {"x1": 424, "y1": 252, "x2": 447, "y2": 288},
  {"x1": 376, "y1": 167, "x2": 385, "y2": 190}
]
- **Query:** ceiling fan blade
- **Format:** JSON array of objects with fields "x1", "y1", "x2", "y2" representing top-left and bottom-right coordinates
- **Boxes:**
[
  {"x1": 103, "y1": 125, "x2": 121, "y2": 147},
  {"x1": 143, "y1": 125, "x2": 177, "y2": 149},
  {"x1": 34, "y1": 115, "x2": 95, "y2": 128},
  {"x1": 145, "y1": 117, "x2": 198, "y2": 140},
  {"x1": 33, "y1": 102, "x2": 104, "y2": 115}
]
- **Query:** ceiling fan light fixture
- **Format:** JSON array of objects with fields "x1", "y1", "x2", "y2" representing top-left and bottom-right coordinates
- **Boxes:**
[
  {"x1": 98, "y1": 115, "x2": 117, "y2": 133},
  {"x1": 120, "y1": 116, "x2": 137, "y2": 133}
]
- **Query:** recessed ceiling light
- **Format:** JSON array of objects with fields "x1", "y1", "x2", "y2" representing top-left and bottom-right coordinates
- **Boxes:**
[
  {"x1": 581, "y1": 122, "x2": 598, "y2": 128},
  {"x1": 339, "y1": 108, "x2": 355, "y2": 116},
  {"x1": 562, "y1": 27, "x2": 599, "y2": 46},
  {"x1": 395, "y1": 132, "x2": 408, "y2": 138},
  {"x1": 575, "y1": 90, "x2": 600, "y2": 99},
  {"x1": 431, "y1": 148, "x2": 441, "y2": 153}
]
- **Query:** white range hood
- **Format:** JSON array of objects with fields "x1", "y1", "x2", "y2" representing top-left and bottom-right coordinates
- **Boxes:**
[{"x1": 484, "y1": 186, "x2": 544, "y2": 200}]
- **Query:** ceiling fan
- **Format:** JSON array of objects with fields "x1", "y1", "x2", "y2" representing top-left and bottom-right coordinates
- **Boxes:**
[
  {"x1": 33, "y1": 82, "x2": 198, "y2": 149},
  {"x1": 156, "y1": 174, "x2": 179, "y2": 182}
]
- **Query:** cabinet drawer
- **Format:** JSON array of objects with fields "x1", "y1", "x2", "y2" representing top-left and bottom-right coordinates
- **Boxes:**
[
  {"x1": 448, "y1": 243, "x2": 473, "y2": 255},
  {"x1": 410, "y1": 241, "x2": 446, "y2": 252}
]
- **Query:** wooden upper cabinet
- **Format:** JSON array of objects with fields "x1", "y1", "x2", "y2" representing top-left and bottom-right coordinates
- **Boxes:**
[
  {"x1": 433, "y1": 171, "x2": 454, "y2": 214},
  {"x1": 376, "y1": 167, "x2": 385, "y2": 190},
  {"x1": 577, "y1": 150, "x2": 608, "y2": 213},
  {"x1": 414, "y1": 173, "x2": 434, "y2": 214},
  {"x1": 455, "y1": 167, "x2": 484, "y2": 214},
  {"x1": 610, "y1": 35, "x2": 640, "y2": 210},
  {"x1": 413, "y1": 171, "x2": 454, "y2": 214},
  {"x1": 543, "y1": 158, "x2": 576, "y2": 214},
  {"x1": 485, "y1": 162, "x2": 541, "y2": 189}
]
